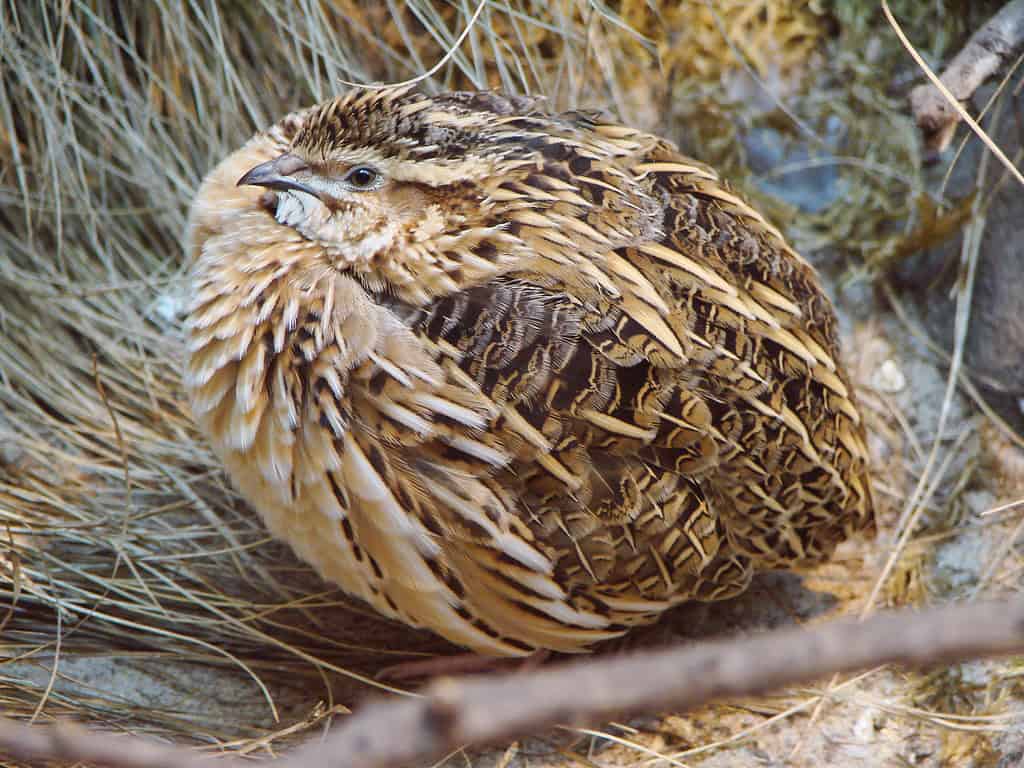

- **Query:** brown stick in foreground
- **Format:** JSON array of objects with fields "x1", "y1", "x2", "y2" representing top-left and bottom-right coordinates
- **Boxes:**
[
  {"x1": 909, "y1": 0, "x2": 1024, "y2": 154},
  {"x1": 3, "y1": 599, "x2": 1024, "y2": 768}
]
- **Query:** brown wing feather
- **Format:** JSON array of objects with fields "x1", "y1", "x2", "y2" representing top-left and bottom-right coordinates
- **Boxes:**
[{"x1": 622, "y1": 139, "x2": 874, "y2": 565}]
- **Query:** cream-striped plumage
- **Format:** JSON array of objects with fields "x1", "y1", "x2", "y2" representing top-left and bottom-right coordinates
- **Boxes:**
[{"x1": 184, "y1": 87, "x2": 873, "y2": 656}]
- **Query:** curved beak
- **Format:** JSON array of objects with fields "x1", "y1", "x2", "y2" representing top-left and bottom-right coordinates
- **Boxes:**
[{"x1": 237, "y1": 153, "x2": 321, "y2": 198}]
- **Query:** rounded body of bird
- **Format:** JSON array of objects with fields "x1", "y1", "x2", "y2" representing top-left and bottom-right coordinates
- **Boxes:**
[{"x1": 184, "y1": 88, "x2": 873, "y2": 655}]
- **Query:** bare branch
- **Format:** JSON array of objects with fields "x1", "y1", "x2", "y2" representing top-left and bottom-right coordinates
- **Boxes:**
[
  {"x1": 0, "y1": 717, "x2": 238, "y2": 768},
  {"x1": 3, "y1": 599, "x2": 1024, "y2": 768},
  {"x1": 277, "y1": 598, "x2": 1024, "y2": 768},
  {"x1": 909, "y1": 0, "x2": 1024, "y2": 154}
]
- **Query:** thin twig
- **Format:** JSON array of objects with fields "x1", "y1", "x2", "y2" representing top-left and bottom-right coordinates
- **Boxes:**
[
  {"x1": 901, "y1": 0, "x2": 1024, "y2": 161},
  {"x1": 0, "y1": 718, "x2": 227, "y2": 768},
  {"x1": 4, "y1": 598, "x2": 1024, "y2": 768},
  {"x1": 338, "y1": 0, "x2": 489, "y2": 90}
]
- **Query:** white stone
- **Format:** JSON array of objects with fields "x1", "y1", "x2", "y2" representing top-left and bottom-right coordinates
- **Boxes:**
[{"x1": 871, "y1": 358, "x2": 906, "y2": 393}]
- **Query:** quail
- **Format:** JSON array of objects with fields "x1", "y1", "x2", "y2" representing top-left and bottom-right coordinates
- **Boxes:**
[{"x1": 184, "y1": 87, "x2": 873, "y2": 657}]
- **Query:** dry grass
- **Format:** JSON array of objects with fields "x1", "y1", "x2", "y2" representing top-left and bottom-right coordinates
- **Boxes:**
[{"x1": 2, "y1": 1, "x2": 1023, "y2": 765}]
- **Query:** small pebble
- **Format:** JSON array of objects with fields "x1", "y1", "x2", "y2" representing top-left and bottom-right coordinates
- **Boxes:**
[
  {"x1": 853, "y1": 708, "x2": 881, "y2": 742},
  {"x1": 871, "y1": 359, "x2": 906, "y2": 393}
]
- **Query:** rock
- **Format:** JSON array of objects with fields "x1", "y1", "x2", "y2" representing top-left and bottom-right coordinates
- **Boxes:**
[{"x1": 895, "y1": 84, "x2": 1024, "y2": 434}]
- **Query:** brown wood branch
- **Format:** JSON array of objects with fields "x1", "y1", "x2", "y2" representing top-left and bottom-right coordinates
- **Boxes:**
[
  {"x1": 909, "y1": 0, "x2": 1024, "y2": 154},
  {"x1": 0, "y1": 716, "x2": 240, "y2": 768},
  {"x1": 3, "y1": 598, "x2": 1024, "y2": 768},
  {"x1": 277, "y1": 598, "x2": 1024, "y2": 768}
]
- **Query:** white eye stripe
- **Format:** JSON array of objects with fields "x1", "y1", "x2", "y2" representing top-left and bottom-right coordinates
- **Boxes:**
[{"x1": 292, "y1": 167, "x2": 384, "y2": 198}]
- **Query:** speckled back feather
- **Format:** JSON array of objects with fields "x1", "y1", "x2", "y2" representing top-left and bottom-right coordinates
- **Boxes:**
[{"x1": 184, "y1": 87, "x2": 873, "y2": 655}]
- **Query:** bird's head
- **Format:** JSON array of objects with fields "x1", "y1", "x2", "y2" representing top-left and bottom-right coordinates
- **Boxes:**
[{"x1": 232, "y1": 87, "x2": 549, "y2": 301}]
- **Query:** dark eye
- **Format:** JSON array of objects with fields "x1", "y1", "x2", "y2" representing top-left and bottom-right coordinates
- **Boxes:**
[{"x1": 344, "y1": 165, "x2": 380, "y2": 190}]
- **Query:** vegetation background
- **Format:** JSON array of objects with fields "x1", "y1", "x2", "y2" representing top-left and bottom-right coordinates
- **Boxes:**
[{"x1": 2, "y1": 1, "x2": 1023, "y2": 766}]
